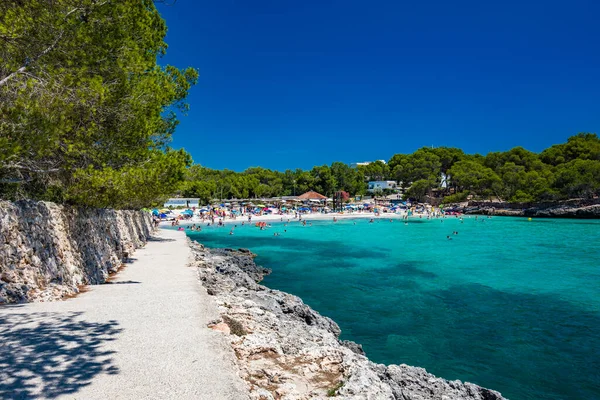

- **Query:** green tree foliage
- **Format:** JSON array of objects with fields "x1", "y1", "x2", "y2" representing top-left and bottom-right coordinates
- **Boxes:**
[
  {"x1": 553, "y1": 159, "x2": 600, "y2": 199},
  {"x1": 0, "y1": 0, "x2": 197, "y2": 208},
  {"x1": 177, "y1": 162, "x2": 369, "y2": 202},
  {"x1": 357, "y1": 160, "x2": 389, "y2": 182},
  {"x1": 404, "y1": 179, "x2": 434, "y2": 203},
  {"x1": 448, "y1": 160, "x2": 501, "y2": 197},
  {"x1": 540, "y1": 133, "x2": 600, "y2": 166},
  {"x1": 178, "y1": 133, "x2": 599, "y2": 204}
]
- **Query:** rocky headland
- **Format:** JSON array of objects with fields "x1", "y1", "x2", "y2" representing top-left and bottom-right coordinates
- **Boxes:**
[
  {"x1": 453, "y1": 199, "x2": 600, "y2": 219},
  {"x1": 0, "y1": 200, "x2": 153, "y2": 303},
  {"x1": 191, "y1": 242, "x2": 506, "y2": 400}
]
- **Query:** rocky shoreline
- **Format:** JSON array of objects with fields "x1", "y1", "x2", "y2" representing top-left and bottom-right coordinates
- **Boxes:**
[
  {"x1": 190, "y1": 241, "x2": 506, "y2": 400},
  {"x1": 450, "y1": 199, "x2": 600, "y2": 219}
]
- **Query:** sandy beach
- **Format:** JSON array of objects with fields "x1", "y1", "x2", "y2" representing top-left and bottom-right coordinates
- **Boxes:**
[{"x1": 160, "y1": 210, "x2": 434, "y2": 228}]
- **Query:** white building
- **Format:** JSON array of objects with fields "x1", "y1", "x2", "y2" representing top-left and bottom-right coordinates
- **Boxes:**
[
  {"x1": 367, "y1": 181, "x2": 398, "y2": 192},
  {"x1": 163, "y1": 198, "x2": 200, "y2": 208}
]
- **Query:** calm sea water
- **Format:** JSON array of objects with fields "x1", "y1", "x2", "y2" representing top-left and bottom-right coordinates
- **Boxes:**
[{"x1": 181, "y1": 216, "x2": 600, "y2": 399}]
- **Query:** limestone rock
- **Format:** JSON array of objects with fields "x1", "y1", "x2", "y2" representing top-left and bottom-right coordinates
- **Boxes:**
[
  {"x1": 0, "y1": 200, "x2": 153, "y2": 303},
  {"x1": 189, "y1": 242, "x2": 507, "y2": 400}
]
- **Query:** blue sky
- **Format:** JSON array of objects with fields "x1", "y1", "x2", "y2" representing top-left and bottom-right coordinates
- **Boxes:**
[{"x1": 157, "y1": 0, "x2": 600, "y2": 171}]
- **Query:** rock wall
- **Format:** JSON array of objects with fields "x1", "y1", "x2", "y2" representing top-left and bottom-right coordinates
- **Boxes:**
[
  {"x1": 191, "y1": 244, "x2": 507, "y2": 400},
  {"x1": 0, "y1": 200, "x2": 153, "y2": 303}
]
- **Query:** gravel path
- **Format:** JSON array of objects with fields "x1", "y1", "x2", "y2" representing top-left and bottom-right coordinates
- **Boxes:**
[{"x1": 0, "y1": 229, "x2": 249, "y2": 400}]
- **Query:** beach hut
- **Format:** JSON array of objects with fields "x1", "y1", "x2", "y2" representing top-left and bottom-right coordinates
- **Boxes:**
[{"x1": 298, "y1": 191, "x2": 327, "y2": 200}]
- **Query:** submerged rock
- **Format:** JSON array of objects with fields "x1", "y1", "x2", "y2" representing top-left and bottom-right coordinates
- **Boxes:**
[{"x1": 190, "y1": 241, "x2": 507, "y2": 400}]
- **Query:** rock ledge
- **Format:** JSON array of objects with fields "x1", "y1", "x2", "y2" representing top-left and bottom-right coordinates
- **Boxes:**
[{"x1": 191, "y1": 241, "x2": 507, "y2": 400}]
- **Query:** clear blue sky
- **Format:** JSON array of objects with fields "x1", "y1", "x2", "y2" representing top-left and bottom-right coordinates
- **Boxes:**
[{"x1": 156, "y1": 0, "x2": 600, "y2": 171}]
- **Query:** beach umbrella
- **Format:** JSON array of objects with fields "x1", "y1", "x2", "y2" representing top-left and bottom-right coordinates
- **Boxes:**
[
  {"x1": 256, "y1": 204, "x2": 266, "y2": 208},
  {"x1": 152, "y1": 209, "x2": 159, "y2": 215}
]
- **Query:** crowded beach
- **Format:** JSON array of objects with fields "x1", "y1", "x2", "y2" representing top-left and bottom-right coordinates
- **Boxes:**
[{"x1": 152, "y1": 190, "x2": 460, "y2": 229}]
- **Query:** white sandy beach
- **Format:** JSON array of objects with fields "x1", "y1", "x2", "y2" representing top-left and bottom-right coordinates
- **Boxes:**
[{"x1": 160, "y1": 210, "x2": 456, "y2": 228}]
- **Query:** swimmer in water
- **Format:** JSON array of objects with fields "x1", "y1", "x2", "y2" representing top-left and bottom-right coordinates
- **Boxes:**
[
  {"x1": 446, "y1": 235, "x2": 452, "y2": 240},
  {"x1": 369, "y1": 219, "x2": 374, "y2": 223},
  {"x1": 229, "y1": 230, "x2": 234, "y2": 235}
]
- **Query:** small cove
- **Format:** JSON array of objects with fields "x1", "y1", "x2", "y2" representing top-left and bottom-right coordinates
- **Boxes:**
[{"x1": 181, "y1": 216, "x2": 600, "y2": 399}]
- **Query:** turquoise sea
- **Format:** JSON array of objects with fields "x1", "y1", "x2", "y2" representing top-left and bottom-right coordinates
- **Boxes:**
[{"x1": 181, "y1": 216, "x2": 600, "y2": 399}]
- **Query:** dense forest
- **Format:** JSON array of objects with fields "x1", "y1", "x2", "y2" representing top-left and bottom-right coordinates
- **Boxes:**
[
  {"x1": 180, "y1": 133, "x2": 600, "y2": 204},
  {"x1": 1, "y1": 2, "x2": 599, "y2": 209}
]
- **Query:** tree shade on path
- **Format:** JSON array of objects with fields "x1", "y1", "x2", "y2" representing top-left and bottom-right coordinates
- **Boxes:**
[{"x1": 0, "y1": 229, "x2": 248, "y2": 400}]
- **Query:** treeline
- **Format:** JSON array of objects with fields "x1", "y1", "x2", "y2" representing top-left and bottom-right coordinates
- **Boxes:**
[
  {"x1": 0, "y1": 0, "x2": 196, "y2": 209},
  {"x1": 180, "y1": 133, "x2": 600, "y2": 204}
]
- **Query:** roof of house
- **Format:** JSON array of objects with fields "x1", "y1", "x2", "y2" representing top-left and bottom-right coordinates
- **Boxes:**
[{"x1": 297, "y1": 190, "x2": 327, "y2": 200}]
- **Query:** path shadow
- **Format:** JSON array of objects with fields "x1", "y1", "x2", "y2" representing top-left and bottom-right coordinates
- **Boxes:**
[
  {"x1": 0, "y1": 311, "x2": 121, "y2": 399},
  {"x1": 147, "y1": 236, "x2": 176, "y2": 242},
  {"x1": 103, "y1": 280, "x2": 141, "y2": 285}
]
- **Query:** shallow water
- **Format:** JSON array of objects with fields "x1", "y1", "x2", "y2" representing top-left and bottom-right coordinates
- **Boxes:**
[{"x1": 182, "y1": 216, "x2": 600, "y2": 399}]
